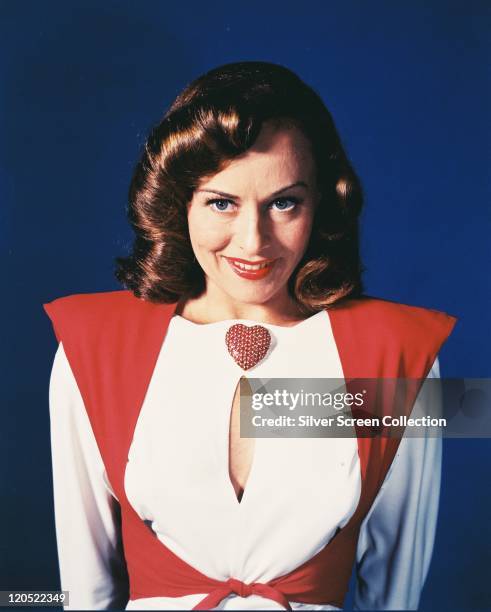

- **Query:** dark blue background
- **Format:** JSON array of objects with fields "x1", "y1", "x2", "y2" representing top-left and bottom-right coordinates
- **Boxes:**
[{"x1": 1, "y1": 1, "x2": 490, "y2": 609}]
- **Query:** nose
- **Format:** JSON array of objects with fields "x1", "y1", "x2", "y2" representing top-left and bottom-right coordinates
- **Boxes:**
[{"x1": 235, "y1": 207, "x2": 270, "y2": 255}]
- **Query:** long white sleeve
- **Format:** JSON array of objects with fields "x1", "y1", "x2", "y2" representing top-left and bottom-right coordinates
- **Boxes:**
[
  {"x1": 353, "y1": 358, "x2": 442, "y2": 610},
  {"x1": 49, "y1": 342, "x2": 129, "y2": 610}
]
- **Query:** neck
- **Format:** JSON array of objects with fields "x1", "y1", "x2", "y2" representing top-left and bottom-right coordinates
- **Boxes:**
[{"x1": 177, "y1": 286, "x2": 307, "y2": 327}]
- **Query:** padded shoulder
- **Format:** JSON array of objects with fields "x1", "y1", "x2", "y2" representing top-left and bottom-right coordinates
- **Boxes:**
[
  {"x1": 328, "y1": 295, "x2": 457, "y2": 378},
  {"x1": 339, "y1": 295, "x2": 455, "y2": 335},
  {"x1": 43, "y1": 290, "x2": 176, "y2": 344}
]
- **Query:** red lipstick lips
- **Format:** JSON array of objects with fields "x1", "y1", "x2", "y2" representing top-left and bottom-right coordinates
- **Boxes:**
[{"x1": 224, "y1": 257, "x2": 276, "y2": 280}]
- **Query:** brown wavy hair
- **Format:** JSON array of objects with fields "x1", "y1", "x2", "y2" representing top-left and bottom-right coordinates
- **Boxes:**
[{"x1": 115, "y1": 61, "x2": 364, "y2": 313}]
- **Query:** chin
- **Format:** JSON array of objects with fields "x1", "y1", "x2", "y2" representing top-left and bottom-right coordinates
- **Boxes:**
[
  {"x1": 209, "y1": 265, "x2": 293, "y2": 307},
  {"x1": 223, "y1": 283, "x2": 284, "y2": 307},
  {"x1": 231, "y1": 293, "x2": 274, "y2": 306}
]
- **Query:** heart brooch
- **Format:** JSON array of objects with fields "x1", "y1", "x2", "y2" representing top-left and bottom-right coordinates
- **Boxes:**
[{"x1": 225, "y1": 324, "x2": 271, "y2": 370}]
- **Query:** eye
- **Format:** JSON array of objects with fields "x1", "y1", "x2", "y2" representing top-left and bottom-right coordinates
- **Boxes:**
[
  {"x1": 207, "y1": 198, "x2": 236, "y2": 213},
  {"x1": 270, "y1": 197, "x2": 300, "y2": 212}
]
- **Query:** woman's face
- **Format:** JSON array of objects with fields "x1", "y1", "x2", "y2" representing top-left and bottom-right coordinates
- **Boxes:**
[{"x1": 187, "y1": 122, "x2": 319, "y2": 308}]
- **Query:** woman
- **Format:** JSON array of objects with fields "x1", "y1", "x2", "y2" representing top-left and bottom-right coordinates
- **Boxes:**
[{"x1": 44, "y1": 62, "x2": 456, "y2": 610}]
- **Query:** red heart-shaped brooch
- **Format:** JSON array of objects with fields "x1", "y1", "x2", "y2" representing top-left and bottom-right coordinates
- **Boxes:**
[{"x1": 225, "y1": 324, "x2": 271, "y2": 370}]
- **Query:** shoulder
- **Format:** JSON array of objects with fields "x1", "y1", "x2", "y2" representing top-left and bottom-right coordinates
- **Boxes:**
[
  {"x1": 328, "y1": 295, "x2": 457, "y2": 375},
  {"x1": 326, "y1": 295, "x2": 457, "y2": 380},
  {"x1": 44, "y1": 289, "x2": 140, "y2": 317},
  {"x1": 329, "y1": 295, "x2": 457, "y2": 337},
  {"x1": 43, "y1": 289, "x2": 176, "y2": 343}
]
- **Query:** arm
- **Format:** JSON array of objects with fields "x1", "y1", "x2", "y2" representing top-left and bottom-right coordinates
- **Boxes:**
[
  {"x1": 353, "y1": 358, "x2": 442, "y2": 610},
  {"x1": 49, "y1": 342, "x2": 129, "y2": 610}
]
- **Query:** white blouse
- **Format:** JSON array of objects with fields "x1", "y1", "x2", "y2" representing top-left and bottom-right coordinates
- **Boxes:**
[{"x1": 48, "y1": 310, "x2": 442, "y2": 611}]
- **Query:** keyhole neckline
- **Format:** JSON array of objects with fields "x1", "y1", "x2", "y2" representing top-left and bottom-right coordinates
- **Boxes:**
[{"x1": 226, "y1": 378, "x2": 260, "y2": 508}]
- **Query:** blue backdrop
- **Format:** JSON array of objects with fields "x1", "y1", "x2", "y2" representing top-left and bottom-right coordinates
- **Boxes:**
[{"x1": 1, "y1": 1, "x2": 490, "y2": 609}]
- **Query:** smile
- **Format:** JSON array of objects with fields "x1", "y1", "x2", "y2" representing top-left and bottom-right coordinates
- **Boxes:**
[{"x1": 224, "y1": 257, "x2": 277, "y2": 280}]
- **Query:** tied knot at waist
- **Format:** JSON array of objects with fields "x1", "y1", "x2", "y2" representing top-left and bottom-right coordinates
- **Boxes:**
[
  {"x1": 227, "y1": 577, "x2": 254, "y2": 598},
  {"x1": 192, "y1": 577, "x2": 292, "y2": 610}
]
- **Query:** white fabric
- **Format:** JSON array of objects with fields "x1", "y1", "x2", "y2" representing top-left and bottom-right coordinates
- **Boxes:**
[{"x1": 48, "y1": 310, "x2": 442, "y2": 610}]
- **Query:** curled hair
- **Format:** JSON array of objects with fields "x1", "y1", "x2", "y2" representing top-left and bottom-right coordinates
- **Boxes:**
[{"x1": 115, "y1": 61, "x2": 364, "y2": 312}]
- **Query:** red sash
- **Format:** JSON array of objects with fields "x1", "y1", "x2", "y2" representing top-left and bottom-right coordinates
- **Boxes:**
[{"x1": 43, "y1": 291, "x2": 456, "y2": 609}]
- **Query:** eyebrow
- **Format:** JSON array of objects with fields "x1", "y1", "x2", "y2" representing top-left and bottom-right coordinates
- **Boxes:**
[{"x1": 196, "y1": 181, "x2": 309, "y2": 200}]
